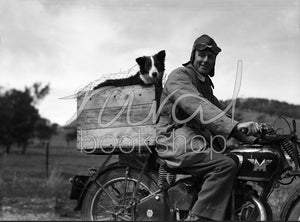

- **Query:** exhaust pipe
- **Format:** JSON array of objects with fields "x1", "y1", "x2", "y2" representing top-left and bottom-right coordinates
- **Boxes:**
[{"x1": 248, "y1": 194, "x2": 267, "y2": 221}]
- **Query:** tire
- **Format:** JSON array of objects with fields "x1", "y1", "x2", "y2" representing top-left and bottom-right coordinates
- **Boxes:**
[
  {"x1": 284, "y1": 198, "x2": 300, "y2": 221},
  {"x1": 280, "y1": 188, "x2": 300, "y2": 221},
  {"x1": 81, "y1": 166, "x2": 159, "y2": 221}
]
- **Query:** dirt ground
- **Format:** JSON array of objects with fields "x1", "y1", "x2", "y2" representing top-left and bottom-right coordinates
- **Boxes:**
[{"x1": 1, "y1": 197, "x2": 80, "y2": 220}]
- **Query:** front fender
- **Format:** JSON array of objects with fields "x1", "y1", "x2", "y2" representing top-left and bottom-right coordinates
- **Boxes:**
[{"x1": 280, "y1": 186, "x2": 300, "y2": 221}]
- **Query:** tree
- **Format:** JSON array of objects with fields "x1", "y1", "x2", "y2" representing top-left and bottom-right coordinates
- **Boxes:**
[
  {"x1": 0, "y1": 83, "x2": 51, "y2": 154},
  {"x1": 257, "y1": 114, "x2": 267, "y2": 123},
  {"x1": 35, "y1": 118, "x2": 58, "y2": 142},
  {"x1": 31, "y1": 82, "x2": 50, "y2": 105},
  {"x1": 8, "y1": 89, "x2": 40, "y2": 154},
  {"x1": 0, "y1": 91, "x2": 14, "y2": 153}
]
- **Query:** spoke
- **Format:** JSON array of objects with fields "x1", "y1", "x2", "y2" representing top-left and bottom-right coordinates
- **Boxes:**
[
  {"x1": 123, "y1": 167, "x2": 129, "y2": 205},
  {"x1": 130, "y1": 156, "x2": 149, "y2": 205},
  {"x1": 96, "y1": 180, "x2": 119, "y2": 206},
  {"x1": 92, "y1": 177, "x2": 153, "y2": 221},
  {"x1": 111, "y1": 183, "x2": 122, "y2": 198}
]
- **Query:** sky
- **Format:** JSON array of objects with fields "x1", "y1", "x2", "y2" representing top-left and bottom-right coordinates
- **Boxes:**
[{"x1": 0, "y1": 0, "x2": 299, "y2": 126}]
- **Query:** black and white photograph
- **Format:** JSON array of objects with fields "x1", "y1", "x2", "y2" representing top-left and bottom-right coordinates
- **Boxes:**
[{"x1": 0, "y1": 0, "x2": 299, "y2": 221}]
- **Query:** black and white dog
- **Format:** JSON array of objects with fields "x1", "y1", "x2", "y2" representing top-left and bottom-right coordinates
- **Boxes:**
[
  {"x1": 93, "y1": 50, "x2": 165, "y2": 89},
  {"x1": 93, "y1": 50, "x2": 166, "y2": 104}
]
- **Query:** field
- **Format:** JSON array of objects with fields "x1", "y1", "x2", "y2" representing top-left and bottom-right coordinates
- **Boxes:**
[
  {"x1": 0, "y1": 133, "x2": 119, "y2": 220},
  {"x1": 1, "y1": 131, "x2": 300, "y2": 220}
]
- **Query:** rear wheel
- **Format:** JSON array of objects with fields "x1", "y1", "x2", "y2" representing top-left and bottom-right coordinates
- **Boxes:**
[{"x1": 81, "y1": 167, "x2": 159, "y2": 221}]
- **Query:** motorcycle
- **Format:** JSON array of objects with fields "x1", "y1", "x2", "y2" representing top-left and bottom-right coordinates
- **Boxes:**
[{"x1": 70, "y1": 119, "x2": 300, "y2": 221}]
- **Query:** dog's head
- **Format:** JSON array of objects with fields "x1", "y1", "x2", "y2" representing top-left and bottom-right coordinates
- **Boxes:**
[{"x1": 135, "y1": 50, "x2": 166, "y2": 85}]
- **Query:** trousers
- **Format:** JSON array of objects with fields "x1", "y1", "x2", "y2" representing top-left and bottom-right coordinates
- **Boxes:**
[{"x1": 178, "y1": 152, "x2": 238, "y2": 221}]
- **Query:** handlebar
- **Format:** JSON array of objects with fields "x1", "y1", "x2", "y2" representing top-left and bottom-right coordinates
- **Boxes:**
[
  {"x1": 241, "y1": 122, "x2": 299, "y2": 145},
  {"x1": 239, "y1": 123, "x2": 275, "y2": 136},
  {"x1": 258, "y1": 123, "x2": 276, "y2": 135}
]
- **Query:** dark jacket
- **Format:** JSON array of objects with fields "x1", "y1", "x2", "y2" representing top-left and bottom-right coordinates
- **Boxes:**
[{"x1": 156, "y1": 63, "x2": 238, "y2": 168}]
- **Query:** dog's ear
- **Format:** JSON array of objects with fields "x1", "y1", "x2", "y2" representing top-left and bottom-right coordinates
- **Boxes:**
[
  {"x1": 156, "y1": 50, "x2": 166, "y2": 61},
  {"x1": 136, "y1": 56, "x2": 146, "y2": 67}
]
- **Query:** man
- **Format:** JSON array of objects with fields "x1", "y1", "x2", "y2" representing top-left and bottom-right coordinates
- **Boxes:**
[{"x1": 156, "y1": 34, "x2": 258, "y2": 221}]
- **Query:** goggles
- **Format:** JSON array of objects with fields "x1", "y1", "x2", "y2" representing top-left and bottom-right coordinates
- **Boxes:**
[{"x1": 194, "y1": 43, "x2": 221, "y2": 55}]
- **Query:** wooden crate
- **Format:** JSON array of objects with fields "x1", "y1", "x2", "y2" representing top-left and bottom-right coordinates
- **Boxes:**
[{"x1": 76, "y1": 85, "x2": 158, "y2": 154}]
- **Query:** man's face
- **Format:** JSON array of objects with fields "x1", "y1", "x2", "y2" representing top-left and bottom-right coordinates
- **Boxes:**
[{"x1": 192, "y1": 49, "x2": 216, "y2": 75}]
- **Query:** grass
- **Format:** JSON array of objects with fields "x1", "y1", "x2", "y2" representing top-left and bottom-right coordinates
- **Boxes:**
[{"x1": 0, "y1": 143, "x2": 118, "y2": 220}]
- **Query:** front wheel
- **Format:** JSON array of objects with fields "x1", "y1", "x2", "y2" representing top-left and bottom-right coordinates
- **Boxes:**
[
  {"x1": 285, "y1": 200, "x2": 300, "y2": 221},
  {"x1": 81, "y1": 166, "x2": 159, "y2": 221},
  {"x1": 281, "y1": 187, "x2": 300, "y2": 221}
]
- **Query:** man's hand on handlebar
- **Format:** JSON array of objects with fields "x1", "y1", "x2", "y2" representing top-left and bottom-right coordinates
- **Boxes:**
[
  {"x1": 231, "y1": 122, "x2": 275, "y2": 145},
  {"x1": 237, "y1": 121, "x2": 260, "y2": 136},
  {"x1": 237, "y1": 122, "x2": 275, "y2": 137}
]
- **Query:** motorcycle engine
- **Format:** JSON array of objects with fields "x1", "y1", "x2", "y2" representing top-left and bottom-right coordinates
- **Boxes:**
[{"x1": 239, "y1": 204, "x2": 255, "y2": 221}]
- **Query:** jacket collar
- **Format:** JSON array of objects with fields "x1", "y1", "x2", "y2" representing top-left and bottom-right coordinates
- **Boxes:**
[{"x1": 184, "y1": 63, "x2": 205, "y2": 82}]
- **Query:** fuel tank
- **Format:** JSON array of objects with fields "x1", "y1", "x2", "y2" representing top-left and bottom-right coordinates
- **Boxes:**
[{"x1": 226, "y1": 144, "x2": 283, "y2": 181}]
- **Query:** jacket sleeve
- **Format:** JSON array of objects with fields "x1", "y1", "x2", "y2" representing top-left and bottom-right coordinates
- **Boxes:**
[
  {"x1": 211, "y1": 95, "x2": 233, "y2": 118},
  {"x1": 164, "y1": 68, "x2": 238, "y2": 138}
]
